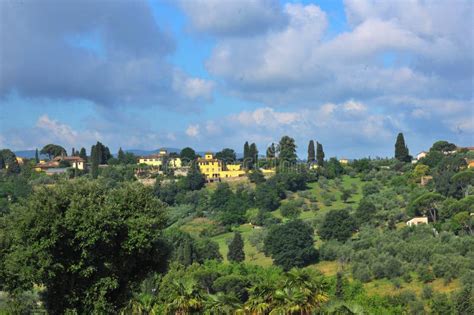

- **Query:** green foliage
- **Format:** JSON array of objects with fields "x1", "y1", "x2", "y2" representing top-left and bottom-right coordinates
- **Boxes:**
[
  {"x1": 394, "y1": 132, "x2": 411, "y2": 162},
  {"x1": 279, "y1": 136, "x2": 297, "y2": 164},
  {"x1": 180, "y1": 147, "x2": 197, "y2": 164},
  {"x1": 326, "y1": 157, "x2": 344, "y2": 179},
  {"x1": 308, "y1": 140, "x2": 315, "y2": 162},
  {"x1": 179, "y1": 165, "x2": 205, "y2": 191},
  {"x1": 40, "y1": 143, "x2": 66, "y2": 159},
  {"x1": 280, "y1": 199, "x2": 303, "y2": 219},
  {"x1": 355, "y1": 198, "x2": 377, "y2": 225},
  {"x1": 0, "y1": 180, "x2": 170, "y2": 314},
  {"x1": 227, "y1": 232, "x2": 245, "y2": 262},
  {"x1": 248, "y1": 169, "x2": 265, "y2": 184},
  {"x1": 264, "y1": 220, "x2": 318, "y2": 270},
  {"x1": 319, "y1": 209, "x2": 357, "y2": 241},
  {"x1": 215, "y1": 148, "x2": 237, "y2": 164},
  {"x1": 316, "y1": 142, "x2": 325, "y2": 167},
  {"x1": 430, "y1": 140, "x2": 457, "y2": 153}
]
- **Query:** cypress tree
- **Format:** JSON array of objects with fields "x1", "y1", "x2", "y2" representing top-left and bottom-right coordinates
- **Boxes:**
[
  {"x1": 35, "y1": 148, "x2": 39, "y2": 164},
  {"x1": 395, "y1": 132, "x2": 411, "y2": 162},
  {"x1": 308, "y1": 140, "x2": 315, "y2": 162},
  {"x1": 227, "y1": 232, "x2": 245, "y2": 262},
  {"x1": 0, "y1": 154, "x2": 4, "y2": 169},
  {"x1": 79, "y1": 147, "x2": 87, "y2": 162},
  {"x1": 118, "y1": 147, "x2": 125, "y2": 164},
  {"x1": 71, "y1": 148, "x2": 76, "y2": 156},
  {"x1": 243, "y1": 141, "x2": 250, "y2": 169},
  {"x1": 91, "y1": 145, "x2": 99, "y2": 179},
  {"x1": 249, "y1": 143, "x2": 258, "y2": 169},
  {"x1": 316, "y1": 142, "x2": 325, "y2": 167},
  {"x1": 266, "y1": 143, "x2": 276, "y2": 159}
]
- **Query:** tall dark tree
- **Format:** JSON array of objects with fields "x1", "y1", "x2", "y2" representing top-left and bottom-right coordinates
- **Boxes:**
[
  {"x1": 71, "y1": 148, "x2": 76, "y2": 156},
  {"x1": 0, "y1": 154, "x2": 4, "y2": 169},
  {"x1": 91, "y1": 141, "x2": 112, "y2": 164},
  {"x1": 243, "y1": 141, "x2": 250, "y2": 168},
  {"x1": 227, "y1": 232, "x2": 245, "y2": 262},
  {"x1": 35, "y1": 148, "x2": 39, "y2": 164},
  {"x1": 40, "y1": 144, "x2": 67, "y2": 160},
  {"x1": 249, "y1": 143, "x2": 258, "y2": 169},
  {"x1": 278, "y1": 136, "x2": 297, "y2": 164},
  {"x1": 316, "y1": 142, "x2": 325, "y2": 167},
  {"x1": 308, "y1": 140, "x2": 315, "y2": 163},
  {"x1": 394, "y1": 132, "x2": 411, "y2": 162},
  {"x1": 179, "y1": 165, "x2": 205, "y2": 191},
  {"x1": 118, "y1": 147, "x2": 126, "y2": 164},
  {"x1": 90, "y1": 145, "x2": 99, "y2": 179},
  {"x1": 79, "y1": 147, "x2": 87, "y2": 162},
  {"x1": 266, "y1": 143, "x2": 276, "y2": 159},
  {"x1": 0, "y1": 149, "x2": 20, "y2": 174}
]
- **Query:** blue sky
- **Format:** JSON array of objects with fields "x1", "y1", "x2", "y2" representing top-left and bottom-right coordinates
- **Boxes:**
[{"x1": 0, "y1": 0, "x2": 472, "y2": 158}]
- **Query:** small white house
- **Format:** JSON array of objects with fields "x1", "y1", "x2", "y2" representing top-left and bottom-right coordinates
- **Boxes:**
[
  {"x1": 416, "y1": 151, "x2": 427, "y2": 161},
  {"x1": 406, "y1": 217, "x2": 428, "y2": 227}
]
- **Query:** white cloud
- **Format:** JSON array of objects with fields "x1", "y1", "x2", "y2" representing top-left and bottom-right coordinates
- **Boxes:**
[
  {"x1": 173, "y1": 71, "x2": 214, "y2": 100},
  {"x1": 186, "y1": 124, "x2": 200, "y2": 137},
  {"x1": 178, "y1": 0, "x2": 286, "y2": 36}
]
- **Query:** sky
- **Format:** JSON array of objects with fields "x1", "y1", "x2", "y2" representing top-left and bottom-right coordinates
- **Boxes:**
[{"x1": 0, "y1": 0, "x2": 473, "y2": 158}]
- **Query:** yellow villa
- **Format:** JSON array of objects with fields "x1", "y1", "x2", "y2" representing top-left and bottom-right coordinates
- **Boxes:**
[{"x1": 197, "y1": 152, "x2": 245, "y2": 180}]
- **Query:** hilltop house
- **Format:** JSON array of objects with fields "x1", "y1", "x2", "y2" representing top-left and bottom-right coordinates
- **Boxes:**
[
  {"x1": 197, "y1": 152, "x2": 245, "y2": 181},
  {"x1": 416, "y1": 151, "x2": 427, "y2": 161},
  {"x1": 138, "y1": 149, "x2": 182, "y2": 169},
  {"x1": 35, "y1": 156, "x2": 86, "y2": 174}
]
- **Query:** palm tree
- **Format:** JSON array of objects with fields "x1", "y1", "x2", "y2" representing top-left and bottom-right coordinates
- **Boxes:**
[
  {"x1": 245, "y1": 278, "x2": 278, "y2": 315},
  {"x1": 121, "y1": 293, "x2": 160, "y2": 315},
  {"x1": 165, "y1": 279, "x2": 204, "y2": 315},
  {"x1": 204, "y1": 292, "x2": 242, "y2": 314}
]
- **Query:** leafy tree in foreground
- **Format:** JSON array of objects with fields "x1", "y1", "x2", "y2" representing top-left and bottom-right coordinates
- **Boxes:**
[
  {"x1": 0, "y1": 180, "x2": 170, "y2": 314},
  {"x1": 227, "y1": 232, "x2": 245, "y2": 262},
  {"x1": 319, "y1": 209, "x2": 357, "y2": 241},
  {"x1": 264, "y1": 220, "x2": 318, "y2": 270}
]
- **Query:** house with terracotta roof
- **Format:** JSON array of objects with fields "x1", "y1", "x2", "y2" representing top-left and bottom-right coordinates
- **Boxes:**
[{"x1": 138, "y1": 149, "x2": 182, "y2": 168}]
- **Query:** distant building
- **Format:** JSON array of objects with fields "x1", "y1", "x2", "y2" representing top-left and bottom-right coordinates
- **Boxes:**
[
  {"x1": 35, "y1": 156, "x2": 86, "y2": 172},
  {"x1": 339, "y1": 158, "x2": 349, "y2": 165},
  {"x1": 416, "y1": 151, "x2": 427, "y2": 161},
  {"x1": 138, "y1": 149, "x2": 182, "y2": 168},
  {"x1": 16, "y1": 157, "x2": 25, "y2": 165},
  {"x1": 467, "y1": 160, "x2": 474, "y2": 169},
  {"x1": 406, "y1": 217, "x2": 428, "y2": 227},
  {"x1": 197, "y1": 152, "x2": 245, "y2": 181}
]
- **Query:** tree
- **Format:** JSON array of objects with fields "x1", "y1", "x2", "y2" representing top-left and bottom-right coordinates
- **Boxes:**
[
  {"x1": 248, "y1": 169, "x2": 265, "y2": 184},
  {"x1": 0, "y1": 154, "x2": 4, "y2": 169},
  {"x1": 34, "y1": 148, "x2": 39, "y2": 164},
  {"x1": 319, "y1": 209, "x2": 357, "y2": 241},
  {"x1": 355, "y1": 199, "x2": 377, "y2": 225},
  {"x1": 227, "y1": 232, "x2": 245, "y2": 262},
  {"x1": 326, "y1": 157, "x2": 344, "y2": 178},
  {"x1": 0, "y1": 149, "x2": 19, "y2": 174},
  {"x1": 451, "y1": 170, "x2": 474, "y2": 198},
  {"x1": 118, "y1": 147, "x2": 126, "y2": 163},
  {"x1": 264, "y1": 220, "x2": 318, "y2": 270},
  {"x1": 308, "y1": 140, "x2": 315, "y2": 163},
  {"x1": 316, "y1": 142, "x2": 325, "y2": 167},
  {"x1": 243, "y1": 141, "x2": 250, "y2": 168},
  {"x1": 335, "y1": 272, "x2": 344, "y2": 299},
  {"x1": 79, "y1": 147, "x2": 87, "y2": 162},
  {"x1": 1, "y1": 180, "x2": 170, "y2": 314},
  {"x1": 40, "y1": 144, "x2": 67, "y2": 160},
  {"x1": 278, "y1": 136, "x2": 297, "y2": 165},
  {"x1": 266, "y1": 143, "x2": 276, "y2": 160},
  {"x1": 90, "y1": 144, "x2": 100, "y2": 179},
  {"x1": 255, "y1": 183, "x2": 280, "y2": 212},
  {"x1": 430, "y1": 140, "x2": 457, "y2": 153},
  {"x1": 408, "y1": 192, "x2": 444, "y2": 223},
  {"x1": 180, "y1": 147, "x2": 196, "y2": 164},
  {"x1": 341, "y1": 189, "x2": 352, "y2": 203},
  {"x1": 394, "y1": 133, "x2": 411, "y2": 162},
  {"x1": 215, "y1": 148, "x2": 237, "y2": 164},
  {"x1": 249, "y1": 143, "x2": 258, "y2": 169},
  {"x1": 179, "y1": 165, "x2": 205, "y2": 191}
]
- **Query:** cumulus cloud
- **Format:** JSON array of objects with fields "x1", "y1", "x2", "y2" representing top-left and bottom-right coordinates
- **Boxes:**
[
  {"x1": 204, "y1": 1, "x2": 472, "y2": 107},
  {"x1": 0, "y1": 0, "x2": 214, "y2": 109},
  {"x1": 178, "y1": 0, "x2": 286, "y2": 36},
  {"x1": 186, "y1": 124, "x2": 200, "y2": 137}
]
